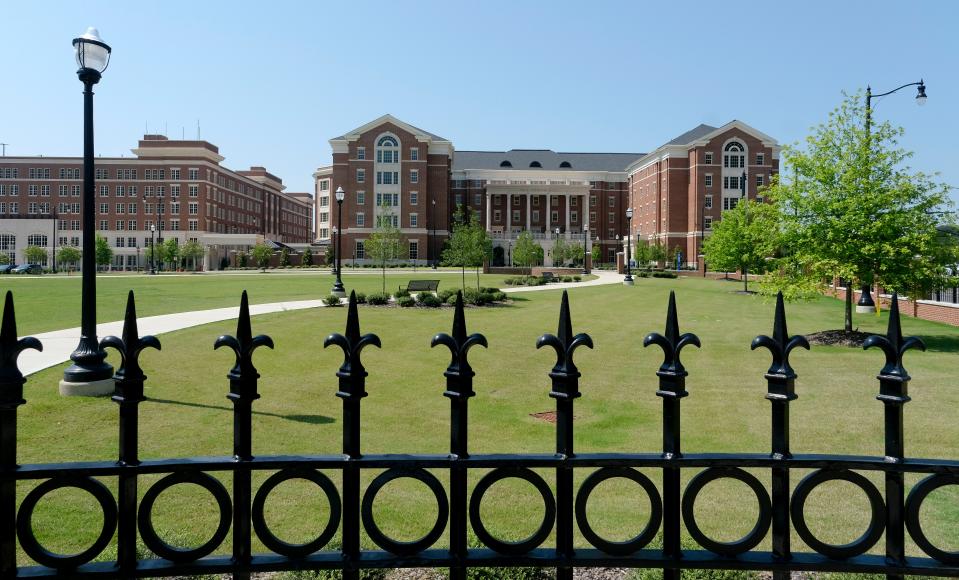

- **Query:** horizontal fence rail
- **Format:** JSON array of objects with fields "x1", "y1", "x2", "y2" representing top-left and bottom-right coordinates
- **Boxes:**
[{"x1": 0, "y1": 288, "x2": 957, "y2": 579}]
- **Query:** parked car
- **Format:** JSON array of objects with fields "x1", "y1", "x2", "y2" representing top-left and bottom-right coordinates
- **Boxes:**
[
  {"x1": 0, "y1": 263, "x2": 16, "y2": 274},
  {"x1": 11, "y1": 264, "x2": 42, "y2": 275}
]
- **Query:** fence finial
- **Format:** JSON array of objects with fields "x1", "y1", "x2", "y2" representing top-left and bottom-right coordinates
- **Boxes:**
[
  {"x1": 101, "y1": 291, "x2": 161, "y2": 386},
  {"x1": 643, "y1": 291, "x2": 700, "y2": 377},
  {"x1": 324, "y1": 290, "x2": 381, "y2": 379},
  {"x1": 432, "y1": 291, "x2": 487, "y2": 384},
  {"x1": 214, "y1": 290, "x2": 274, "y2": 380},
  {"x1": 751, "y1": 292, "x2": 809, "y2": 378},
  {"x1": 536, "y1": 290, "x2": 593, "y2": 378},
  {"x1": 864, "y1": 293, "x2": 925, "y2": 379},
  {"x1": 0, "y1": 291, "x2": 42, "y2": 399}
]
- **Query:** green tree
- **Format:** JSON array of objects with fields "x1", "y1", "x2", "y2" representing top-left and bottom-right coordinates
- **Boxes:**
[
  {"x1": 442, "y1": 205, "x2": 491, "y2": 290},
  {"x1": 703, "y1": 199, "x2": 781, "y2": 292},
  {"x1": 250, "y1": 243, "x2": 273, "y2": 271},
  {"x1": 180, "y1": 240, "x2": 205, "y2": 271},
  {"x1": 552, "y1": 237, "x2": 570, "y2": 267},
  {"x1": 0, "y1": 253, "x2": 9, "y2": 265},
  {"x1": 591, "y1": 243, "x2": 602, "y2": 267},
  {"x1": 649, "y1": 241, "x2": 667, "y2": 268},
  {"x1": 95, "y1": 234, "x2": 112, "y2": 270},
  {"x1": 279, "y1": 247, "x2": 291, "y2": 267},
  {"x1": 512, "y1": 230, "x2": 540, "y2": 275},
  {"x1": 162, "y1": 238, "x2": 180, "y2": 271},
  {"x1": 634, "y1": 240, "x2": 652, "y2": 268},
  {"x1": 237, "y1": 252, "x2": 248, "y2": 268},
  {"x1": 325, "y1": 243, "x2": 334, "y2": 267},
  {"x1": 301, "y1": 246, "x2": 313, "y2": 267},
  {"x1": 56, "y1": 246, "x2": 81, "y2": 271},
  {"x1": 762, "y1": 91, "x2": 956, "y2": 331},
  {"x1": 24, "y1": 245, "x2": 48, "y2": 266},
  {"x1": 366, "y1": 203, "x2": 406, "y2": 293}
]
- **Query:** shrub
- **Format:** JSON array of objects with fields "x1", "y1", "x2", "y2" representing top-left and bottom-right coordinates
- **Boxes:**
[
  {"x1": 397, "y1": 295, "x2": 416, "y2": 307},
  {"x1": 652, "y1": 270, "x2": 678, "y2": 279},
  {"x1": 438, "y1": 288, "x2": 457, "y2": 302},
  {"x1": 394, "y1": 288, "x2": 410, "y2": 299},
  {"x1": 354, "y1": 292, "x2": 367, "y2": 304},
  {"x1": 418, "y1": 294, "x2": 442, "y2": 307},
  {"x1": 446, "y1": 294, "x2": 459, "y2": 306},
  {"x1": 323, "y1": 295, "x2": 342, "y2": 307},
  {"x1": 503, "y1": 277, "x2": 517, "y2": 286},
  {"x1": 573, "y1": 275, "x2": 581, "y2": 281},
  {"x1": 636, "y1": 270, "x2": 650, "y2": 278},
  {"x1": 561, "y1": 276, "x2": 573, "y2": 283},
  {"x1": 491, "y1": 291, "x2": 507, "y2": 302},
  {"x1": 366, "y1": 292, "x2": 390, "y2": 305}
]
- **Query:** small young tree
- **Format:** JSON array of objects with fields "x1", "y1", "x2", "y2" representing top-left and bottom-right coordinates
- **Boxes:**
[
  {"x1": 162, "y1": 238, "x2": 180, "y2": 271},
  {"x1": 279, "y1": 247, "x2": 291, "y2": 267},
  {"x1": 366, "y1": 203, "x2": 406, "y2": 293},
  {"x1": 250, "y1": 243, "x2": 273, "y2": 271},
  {"x1": 56, "y1": 246, "x2": 81, "y2": 272},
  {"x1": 513, "y1": 230, "x2": 540, "y2": 275},
  {"x1": 301, "y1": 246, "x2": 314, "y2": 267},
  {"x1": 0, "y1": 253, "x2": 9, "y2": 265},
  {"x1": 649, "y1": 242, "x2": 666, "y2": 268},
  {"x1": 591, "y1": 244, "x2": 602, "y2": 267},
  {"x1": 634, "y1": 240, "x2": 651, "y2": 268},
  {"x1": 95, "y1": 234, "x2": 112, "y2": 271},
  {"x1": 180, "y1": 240, "x2": 205, "y2": 271},
  {"x1": 552, "y1": 237, "x2": 570, "y2": 267},
  {"x1": 325, "y1": 244, "x2": 334, "y2": 267},
  {"x1": 703, "y1": 199, "x2": 780, "y2": 292},
  {"x1": 24, "y1": 245, "x2": 48, "y2": 266},
  {"x1": 237, "y1": 252, "x2": 248, "y2": 268},
  {"x1": 442, "y1": 205, "x2": 473, "y2": 289}
]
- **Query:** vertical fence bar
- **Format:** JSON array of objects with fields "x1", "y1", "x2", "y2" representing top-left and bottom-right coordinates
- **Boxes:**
[
  {"x1": 0, "y1": 292, "x2": 41, "y2": 577},
  {"x1": 325, "y1": 292, "x2": 380, "y2": 580},
  {"x1": 215, "y1": 291, "x2": 274, "y2": 580},
  {"x1": 864, "y1": 295, "x2": 924, "y2": 580},
  {"x1": 101, "y1": 291, "x2": 160, "y2": 575},
  {"x1": 537, "y1": 291, "x2": 592, "y2": 580},
  {"x1": 432, "y1": 292, "x2": 487, "y2": 580},
  {"x1": 644, "y1": 292, "x2": 699, "y2": 580},
  {"x1": 751, "y1": 293, "x2": 808, "y2": 580}
]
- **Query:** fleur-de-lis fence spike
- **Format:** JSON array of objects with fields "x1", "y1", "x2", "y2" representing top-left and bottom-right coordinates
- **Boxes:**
[
  {"x1": 214, "y1": 290, "x2": 275, "y2": 386},
  {"x1": 0, "y1": 291, "x2": 42, "y2": 407},
  {"x1": 536, "y1": 290, "x2": 594, "y2": 396},
  {"x1": 751, "y1": 292, "x2": 810, "y2": 380},
  {"x1": 324, "y1": 291, "x2": 382, "y2": 388},
  {"x1": 432, "y1": 291, "x2": 488, "y2": 395},
  {"x1": 863, "y1": 293, "x2": 926, "y2": 382},
  {"x1": 643, "y1": 291, "x2": 701, "y2": 381},
  {"x1": 101, "y1": 291, "x2": 161, "y2": 401}
]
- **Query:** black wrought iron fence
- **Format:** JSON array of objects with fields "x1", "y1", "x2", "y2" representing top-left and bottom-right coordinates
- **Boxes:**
[
  {"x1": 928, "y1": 286, "x2": 959, "y2": 305},
  {"x1": 0, "y1": 287, "x2": 957, "y2": 579}
]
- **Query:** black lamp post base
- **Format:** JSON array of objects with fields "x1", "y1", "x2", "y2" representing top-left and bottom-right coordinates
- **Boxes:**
[
  {"x1": 59, "y1": 377, "x2": 115, "y2": 397},
  {"x1": 857, "y1": 284, "x2": 876, "y2": 313},
  {"x1": 331, "y1": 282, "x2": 346, "y2": 298},
  {"x1": 623, "y1": 276, "x2": 634, "y2": 286}
]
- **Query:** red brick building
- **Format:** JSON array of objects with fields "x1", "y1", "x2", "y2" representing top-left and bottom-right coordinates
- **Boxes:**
[
  {"x1": 0, "y1": 135, "x2": 312, "y2": 270},
  {"x1": 314, "y1": 116, "x2": 779, "y2": 268}
]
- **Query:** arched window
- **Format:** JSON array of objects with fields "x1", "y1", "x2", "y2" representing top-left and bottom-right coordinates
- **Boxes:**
[
  {"x1": 723, "y1": 141, "x2": 745, "y2": 168},
  {"x1": 377, "y1": 136, "x2": 398, "y2": 147},
  {"x1": 529, "y1": 161, "x2": 542, "y2": 168},
  {"x1": 500, "y1": 160, "x2": 512, "y2": 167},
  {"x1": 376, "y1": 134, "x2": 400, "y2": 164},
  {"x1": 559, "y1": 161, "x2": 572, "y2": 168}
]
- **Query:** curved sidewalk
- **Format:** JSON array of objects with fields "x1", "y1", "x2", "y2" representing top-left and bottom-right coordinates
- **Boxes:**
[{"x1": 19, "y1": 269, "x2": 623, "y2": 377}]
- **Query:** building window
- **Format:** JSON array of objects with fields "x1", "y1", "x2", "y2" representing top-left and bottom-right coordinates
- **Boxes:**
[
  {"x1": 455, "y1": 194, "x2": 463, "y2": 206},
  {"x1": 571, "y1": 211, "x2": 578, "y2": 222},
  {"x1": 705, "y1": 195, "x2": 713, "y2": 209},
  {"x1": 410, "y1": 191, "x2": 418, "y2": 205},
  {"x1": 128, "y1": 220, "x2": 137, "y2": 230},
  {"x1": 376, "y1": 135, "x2": 400, "y2": 164},
  {"x1": 723, "y1": 176, "x2": 741, "y2": 190},
  {"x1": 551, "y1": 197, "x2": 559, "y2": 207},
  {"x1": 756, "y1": 174, "x2": 764, "y2": 187},
  {"x1": 473, "y1": 193, "x2": 482, "y2": 206},
  {"x1": 320, "y1": 180, "x2": 330, "y2": 192},
  {"x1": 410, "y1": 148, "x2": 419, "y2": 161},
  {"x1": 189, "y1": 168, "x2": 199, "y2": 180},
  {"x1": 357, "y1": 169, "x2": 365, "y2": 183},
  {"x1": 552, "y1": 210, "x2": 559, "y2": 223},
  {"x1": 357, "y1": 191, "x2": 366, "y2": 205},
  {"x1": 704, "y1": 152, "x2": 713, "y2": 165},
  {"x1": 705, "y1": 216, "x2": 713, "y2": 230},
  {"x1": 529, "y1": 210, "x2": 538, "y2": 222},
  {"x1": 189, "y1": 219, "x2": 198, "y2": 231},
  {"x1": 409, "y1": 213, "x2": 418, "y2": 227},
  {"x1": 723, "y1": 142, "x2": 745, "y2": 168},
  {"x1": 409, "y1": 240, "x2": 418, "y2": 259},
  {"x1": 723, "y1": 197, "x2": 739, "y2": 211},
  {"x1": 571, "y1": 197, "x2": 578, "y2": 207},
  {"x1": 756, "y1": 153, "x2": 765, "y2": 165},
  {"x1": 355, "y1": 241, "x2": 365, "y2": 259},
  {"x1": 705, "y1": 174, "x2": 712, "y2": 188},
  {"x1": 608, "y1": 212, "x2": 615, "y2": 224},
  {"x1": 410, "y1": 169, "x2": 418, "y2": 184},
  {"x1": 357, "y1": 147, "x2": 366, "y2": 160},
  {"x1": 608, "y1": 197, "x2": 615, "y2": 207},
  {"x1": 99, "y1": 203, "x2": 108, "y2": 214},
  {"x1": 589, "y1": 211, "x2": 596, "y2": 222},
  {"x1": 357, "y1": 212, "x2": 365, "y2": 226},
  {"x1": 512, "y1": 210, "x2": 520, "y2": 223},
  {"x1": 590, "y1": 196, "x2": 597, "y2": 207}
]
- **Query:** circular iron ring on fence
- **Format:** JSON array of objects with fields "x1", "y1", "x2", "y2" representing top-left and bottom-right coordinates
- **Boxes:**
[
  {"x1": 681, "y1": 467, "x2": 772, "y2": 556},
  {"x1": 468, "y1": 467, "x2": 556, "y2": 555},
  {"x1": 790, "y1": 469, "x2": 885, "y2": 559},
  {"x1": 360, "y1": 468, "x2": 449, "y2": 556},
  {"x1": 16, "y1": 476, "x2": 118, "y2": 569},
  {"x1": 575, "y1": 467, "x2": 663, "y2": 555},
  {"x1": 138, "y1": 471, "x2": 233, "y2": 562},
  {"x1": 252, "y1": 467, "x2": 342, "y2": 558},
  {"x1": 905, "y1": 473, "x2": 959, "y2": 565}
]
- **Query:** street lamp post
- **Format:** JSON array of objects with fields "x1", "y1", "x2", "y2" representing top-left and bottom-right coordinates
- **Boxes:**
[
  {"x1": 741, "y1": 170, "x2": 749, "y2": 293},
  {"x1": 61, "y1": 27, "x2": 113, "y2": 395},
  {"x1": 624, "y1": 207, "x2": 634, "y2": 285},
  {"x1": 331, "y1": 225, "x2": 338, "y2": 274},
  {"x1": 331, "y1": 186, "x2": 346, "y2": 297},
  {"x1": 856, "y1": 80, "x2": 927, "y2": 313},
  {"x1": 582, "y1": 224, "x2": 589, "y2": 274},
  {"x1": 701, "y1": 201, "x2": 707, "y2": 277},
  {"x1": 430, "y1": 198, "x2": 437, "y2": 269},
  {"x1": 150, "y1": 224, "x2": 156, "y2": 275},
  {"x1": 507, "y1": 241, "x2": 512, "y2": 267}
]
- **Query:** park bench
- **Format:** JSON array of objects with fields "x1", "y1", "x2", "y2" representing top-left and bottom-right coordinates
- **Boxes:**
[
  {"x1": 541, "y1": 272, "x2": 556, "y2": 282},
  {"x1": 401, "y1": 279, "x2": 440, "y2": 293}
]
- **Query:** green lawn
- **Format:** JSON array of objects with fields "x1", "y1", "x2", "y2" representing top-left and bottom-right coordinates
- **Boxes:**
[{"x1": 10, "y1": 276, "x2": 959, "y2": 571}]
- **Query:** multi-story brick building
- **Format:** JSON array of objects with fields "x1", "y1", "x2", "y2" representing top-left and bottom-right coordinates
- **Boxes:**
[
  {"x1": 314, "y1": 115, "x2": 778, "y2": 268},
  {"x1": 0, "y1": 135, "x2": 312, "y2": 270}
]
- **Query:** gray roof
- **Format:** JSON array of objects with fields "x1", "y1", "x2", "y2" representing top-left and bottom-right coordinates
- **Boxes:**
[
  {"x1": 665, "y1": 123, "x2": 717, "y2": 146},
  {"x1": 453, "y1": 150, "x2": 644, "y2": 172}
]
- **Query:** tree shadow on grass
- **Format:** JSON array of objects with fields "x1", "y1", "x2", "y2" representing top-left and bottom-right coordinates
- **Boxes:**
[
  {"x1": 916, "y1": 334, "x2": 959, "y2": 354},
  {"x1": 147, "y1": 398, "x2": 335, "y2": 425}
]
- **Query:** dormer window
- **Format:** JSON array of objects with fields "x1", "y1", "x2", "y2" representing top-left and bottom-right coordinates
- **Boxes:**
[
  {"x1": 500, "y1": 160, "x2": 512, "y2": 167},
  {"x1": 529, "y1": 161, "x2": 542, "y2": 168},
  {"x1": 559, "y1": 161, "x2": 572, "y2": 168}
]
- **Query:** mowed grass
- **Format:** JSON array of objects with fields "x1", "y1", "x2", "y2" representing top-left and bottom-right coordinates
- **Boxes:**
[
  {"x1": 0, "y1": 268, "x2": 536, "y2": 334},
  {"x1": 11, "y1": 276, "x2": 959, "y2": 567}
]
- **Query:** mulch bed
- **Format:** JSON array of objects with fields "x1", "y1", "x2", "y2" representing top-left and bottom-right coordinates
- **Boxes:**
[
  {"x1": 530, "y1": 411, "x2": 558, "y2": 423},
  {"x1": 805, "y1": 329, "x2": 877, "y2": 348}
]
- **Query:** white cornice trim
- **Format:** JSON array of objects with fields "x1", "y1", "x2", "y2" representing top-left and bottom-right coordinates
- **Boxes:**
[{"x1": 131, "y1": 146, "x2": 225, "y2": 163}]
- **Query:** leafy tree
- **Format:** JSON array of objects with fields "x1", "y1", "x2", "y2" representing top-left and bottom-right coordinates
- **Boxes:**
[
  {"x1": 301, "y1": 246, "x2": 313, "y2": 267},
  {"x1": 325, "y1": 243, "x2": 334, "y2": 267},
  {"x1": 95, "y1": 234, "x2": 112, "y2": 270},
  {"x1": 279, "y1": 247, "x2": 291, "y2": 267},
  {"x1": 250, "y1": 243, "x2": 274, "y2": 271},
  {"x1": 24, "y1": 245, "x2": 48, "y2": 266},
  {"x1": 442, "y1": 205, "x2": 491, "y2": 290},
  {"x1": 591, "y1": 243, "x2": 602, "y2": 267},
  {"x1": 180, "y1": 240, "x2": 205, "y2": 271},
  {"x1": 0, "y1": 253, "x2": 9, "y2": 265},
  {"x1": 237, "y1": 252, "x2": 248, "y2": 268},
  {"x1": 162, "y1": 238, "x2": 180, "y2": 271},
  {"x1": 366, "y1": 203, "x2": 406, "y2": 293},
  {"x1": 762, "y1": 91, "x2": 955, "y2": 331},
  {"x1": 702, "y1": 199, "x2": 781, "y2": 292},
  {"x1": 649, "y1": 241, "x2": 667, "y2": 268},
  {"x1": 634, "y1": 240, "x2": 652, "y2": 268},
  {"x1": 552, "y1": 237, "x2": 571, "y2": 267},
  {"x1": 56, "y1": 246, "x2": 81, "y2": 271},
  {"x1": 512, "y1": 231, "x2": 541, "y2": 275},
  {"x1": 144, "y1": 243, "x2": 159, "y2": 270}
]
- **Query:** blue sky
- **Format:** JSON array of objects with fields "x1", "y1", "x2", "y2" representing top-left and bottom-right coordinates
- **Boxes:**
[{"x1": 4, "y1": 1, "x2": 958, "y2": 203}]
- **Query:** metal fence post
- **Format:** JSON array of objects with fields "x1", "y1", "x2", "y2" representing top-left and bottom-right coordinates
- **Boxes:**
[
  {"x1": 215, "y1": 291, "x2": 274, "y2": 579},
  {"x1": 101, "y1": 291, "x2": 160, "y2": 575},
  {"x1": 0, "y1": 292, "x2": 41, "y2": 577},
  {"x1": 864, "y1": 294, "x2": 925, "y2": 579},
  {"x1": 432, "y1": 292, "x2": 487, "y2": 580},
  {"x1": 644, "y1": 291, "x2": 700, "y2": 580},
  {"x1": 325, "y1": 291, "x2": 380, "y2": 580},
  {"x1": 751, "y1": 293, "x2": 808, "y2": 579},
  {"x1": 537, "y1": 290, "x2": 593, "y2": 580}
]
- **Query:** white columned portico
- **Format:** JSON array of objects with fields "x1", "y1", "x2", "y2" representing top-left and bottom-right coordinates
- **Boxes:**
[
  {"x1": 507, "y1": 193, "x2": 512, "y2": 232},
  {"x1": 546, "y1": 194, "x2": 551, "y2": 231},
  {"x1": 526, "y1": 194, "x2": 531, "y2": 231},
  {"x1": 486, "y1": 193, "x2": 491, "y2": 232},
  {"x1": 565, "y1": 193, "x2": 571, "y2": 233}
]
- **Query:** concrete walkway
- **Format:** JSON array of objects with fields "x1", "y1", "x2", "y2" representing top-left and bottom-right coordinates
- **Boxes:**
[{"x1": 19, "y1": 270, "x2": 623, "y2": 377}]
